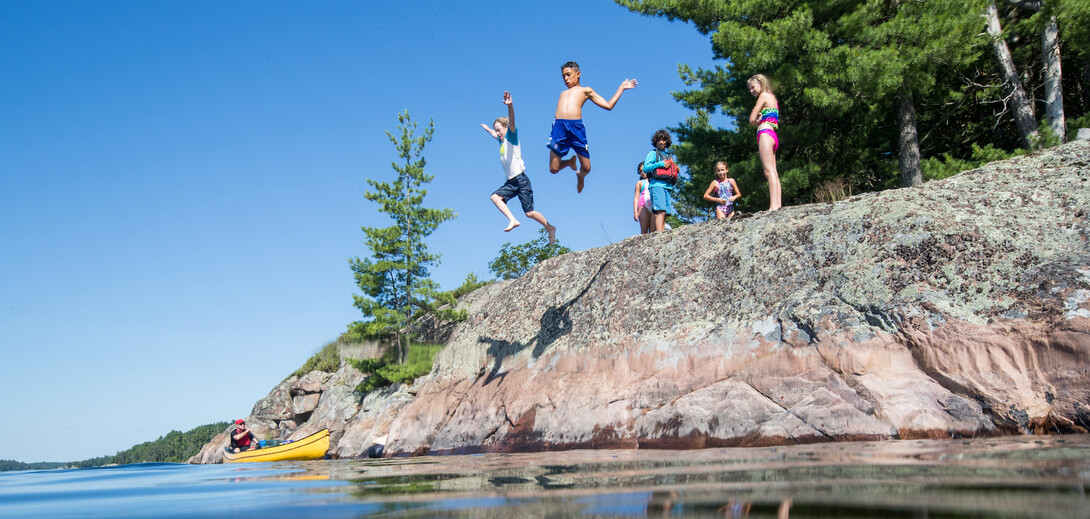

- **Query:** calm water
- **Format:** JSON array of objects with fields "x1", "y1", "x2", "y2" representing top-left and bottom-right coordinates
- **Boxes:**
[{"x1": 2, "y1": 435, "x2": 1089, "y2": 518}]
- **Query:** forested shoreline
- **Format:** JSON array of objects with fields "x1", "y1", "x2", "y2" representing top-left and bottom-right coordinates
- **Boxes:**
[{"x1": 1, "y1": 422, "x2": 229, "y2": 471}]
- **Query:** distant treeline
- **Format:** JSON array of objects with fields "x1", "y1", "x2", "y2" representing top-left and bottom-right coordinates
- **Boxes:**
[
  {"x1": 0, "y1": 460, "x2": 66, "y2": 471},
  {"x1": 1, "y1": 422, "x2": 230, "y2": 471},
  {"x1": 72, "y1": 422, "x2": 231, "y2": 467}
]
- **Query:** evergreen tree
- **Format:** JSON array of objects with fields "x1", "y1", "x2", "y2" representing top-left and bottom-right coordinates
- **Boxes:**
[
  {"x1": 489, "y1": 228, "x2": 572, "y2": 280},
  {"x1": 616, "y1": 0, "x2": 1037, "y2": 217},
  {"x1": 349, "y1": 111, "x2": 456, "y2": 363}
]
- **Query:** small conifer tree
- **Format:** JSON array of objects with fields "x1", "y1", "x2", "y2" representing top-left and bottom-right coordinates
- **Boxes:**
[{"x1": 349, "y1": 111, "x2": 456, "y2": 363}]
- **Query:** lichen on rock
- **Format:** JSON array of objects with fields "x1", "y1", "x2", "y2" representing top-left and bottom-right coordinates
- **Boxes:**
[
  {"x1": 191, "y1": 141, "x2": 1090, "y2": 462},
  {"x1": 383, "y1": 140, "x2": 1090, "y2": 455}
]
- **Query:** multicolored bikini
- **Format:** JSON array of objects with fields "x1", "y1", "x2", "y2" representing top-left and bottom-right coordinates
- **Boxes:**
[{"x1": 757, "y1": 106, "x2": 780, "y2": 151}]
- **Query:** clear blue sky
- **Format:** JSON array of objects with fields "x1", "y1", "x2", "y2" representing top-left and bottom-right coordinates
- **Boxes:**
[{"x1": 1, "y1": 0, "x2": 723, "y2": 463}]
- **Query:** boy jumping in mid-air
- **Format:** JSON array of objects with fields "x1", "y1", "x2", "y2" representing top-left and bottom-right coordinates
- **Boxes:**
[
  {"x1": 481, "y1": 91, "x2": 557, "y2": 244},
  {"x1": 547, "y1": 61, "x2": 637, "y2": 193}
]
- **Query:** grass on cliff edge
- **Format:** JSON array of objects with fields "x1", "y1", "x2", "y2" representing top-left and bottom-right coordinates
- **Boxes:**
[
  {"x1": 349, "y1": 342, "x2": 443, "y2": 393},
  {"x1": 292, "y1": 340, "x2": 342, "y2": 377},
  {"x1": 292, "y1": 338, "x2": 442, "y2": 393}
]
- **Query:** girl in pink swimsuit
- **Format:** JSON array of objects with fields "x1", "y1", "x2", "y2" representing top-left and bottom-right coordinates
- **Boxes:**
[
  {"x1": 748, "y1": 73, "x2": 782, "y2": 211},
  {"x1": 703, "y1": 161, "x2": 742, "y2": 219},
  {"x1": 633, "y1": 162, "x2": 652, "y2": 234}
]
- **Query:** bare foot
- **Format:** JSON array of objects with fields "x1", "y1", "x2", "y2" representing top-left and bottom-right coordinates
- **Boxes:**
[
  {"x1": 546, "y1": 224, "x2": 556, "y2": 245},
  {"x1": 567, "y1": 157, "x2": 577, "y2": 171},
  {"x1": 504, "y1": 220, "x2": 520, "y2": 232},
  {"x1": 576, "y1": 171, "x2": 587, "y2": 193}
]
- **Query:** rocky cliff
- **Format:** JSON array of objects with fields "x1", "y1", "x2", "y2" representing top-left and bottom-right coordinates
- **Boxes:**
[{"x1": 192, "y1": 140, "x2": 1090, "y2": 463}]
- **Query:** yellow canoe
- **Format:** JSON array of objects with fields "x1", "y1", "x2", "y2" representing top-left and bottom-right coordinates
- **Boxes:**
[{"x1": 224, "y1": 429, "x2": 329, "y2": 463}]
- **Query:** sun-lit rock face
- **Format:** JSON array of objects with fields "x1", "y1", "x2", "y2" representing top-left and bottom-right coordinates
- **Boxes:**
[
  {"x1": 192, "y1": 140, "x2": 1090, "y2": 463},
  {"x1": 384, "y1": 140, "x2": 1090, "y2": 455}
]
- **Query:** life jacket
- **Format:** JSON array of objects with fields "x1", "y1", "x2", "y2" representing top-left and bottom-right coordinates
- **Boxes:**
[{"x1": 650, "y1": 150, "x2": 679, "y2": 185}]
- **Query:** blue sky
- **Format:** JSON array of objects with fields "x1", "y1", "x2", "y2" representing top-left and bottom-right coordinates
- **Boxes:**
[{"x1": 0, "y1": 1, "x2": 723, "y2": 463}]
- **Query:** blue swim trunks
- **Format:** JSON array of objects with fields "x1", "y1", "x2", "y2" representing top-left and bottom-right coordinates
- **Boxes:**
[
  {"x1": 546, "y1": 119, "x2": 590, "y2": 159},
  {"x1": 648, "y1": 181, "x2": 674, "y2": 214}
]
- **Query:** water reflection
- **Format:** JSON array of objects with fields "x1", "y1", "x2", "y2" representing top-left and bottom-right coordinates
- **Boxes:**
[
  {"x1": 257, "y1": 434, "x2": 1090, "y2": 517},
  {"x1": 4, "y1": 438, "x2": 1086, "y2": 519}
]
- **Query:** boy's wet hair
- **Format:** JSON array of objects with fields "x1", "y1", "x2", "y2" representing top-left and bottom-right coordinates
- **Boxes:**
[
  {"x1": 651, "y1": 129, "x2": 672, "y2": 148},
  {"x1": 494, "y1": 116, "x2": 509, "y2": 128},
  {"x1": 561, "y1": 61, "x2": 580, "y2": 72}
]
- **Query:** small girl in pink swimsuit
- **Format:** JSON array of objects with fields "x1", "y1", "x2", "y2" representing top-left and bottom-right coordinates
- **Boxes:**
[
  {"x1": 702, "y1": 161, "x2": 742, "y2": 219},
  {"x1": 633, "y1": 162, "x2": 652, "y2": 234}
]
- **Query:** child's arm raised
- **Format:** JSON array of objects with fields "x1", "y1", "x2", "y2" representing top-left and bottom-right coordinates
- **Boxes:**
[
  {"x1": 587, "y1": 79, "x2": 638, "y2": 111},
  {"x1": 503, "y1": 90, "x2": 515, "y2": 131}
]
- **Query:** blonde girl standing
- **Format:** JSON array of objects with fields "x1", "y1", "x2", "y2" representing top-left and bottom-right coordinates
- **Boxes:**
[{"x1": 748, "y1": 74, "x2": 781, "y2": 210}]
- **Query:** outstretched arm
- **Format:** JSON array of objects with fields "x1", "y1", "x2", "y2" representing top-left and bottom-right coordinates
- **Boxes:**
[
  {"x1": 587, "y1": 79, "x2": 638, "y2": 111},
  {"x1": 481, "y1": 123, "x2": 500, "y2": 139},
  {"x1": 504, "y1": 90, "x2": 515, "y2": 131}
]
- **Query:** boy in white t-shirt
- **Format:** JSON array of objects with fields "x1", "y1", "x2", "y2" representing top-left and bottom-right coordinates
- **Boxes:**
[{"x1": 481, "y1": 91, "x2": 557, "y2": 244}]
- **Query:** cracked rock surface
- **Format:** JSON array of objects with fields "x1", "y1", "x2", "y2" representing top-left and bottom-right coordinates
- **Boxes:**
[
  {"x1": 191, "y1": 141, "x2": 1090, "y2": 462},
  {"x1": 385, "y1": 141, "x2": 1090, "y2": 455}
]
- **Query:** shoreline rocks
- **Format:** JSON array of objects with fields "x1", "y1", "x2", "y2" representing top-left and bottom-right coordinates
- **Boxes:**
[
  {"x1": 191, "y1": 140, "x2": 1090, "y2": 462},
  {"x1": 384, "y1": 140, "x2": 1090, "y2": 455}
]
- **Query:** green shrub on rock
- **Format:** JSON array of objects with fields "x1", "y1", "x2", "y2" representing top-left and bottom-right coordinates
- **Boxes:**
[{"x1": 350, "y1": 343, "x2": 443, "y2": 393}]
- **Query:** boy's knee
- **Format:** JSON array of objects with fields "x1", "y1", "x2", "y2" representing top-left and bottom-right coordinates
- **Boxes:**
[{"x1": 490, "y1": 193, "x2": 504, "y2": 203}]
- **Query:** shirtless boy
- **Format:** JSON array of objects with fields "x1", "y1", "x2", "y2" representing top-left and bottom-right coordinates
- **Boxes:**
[{"x1": 546, "y1": 61, "x2": 637, "y2": 193}]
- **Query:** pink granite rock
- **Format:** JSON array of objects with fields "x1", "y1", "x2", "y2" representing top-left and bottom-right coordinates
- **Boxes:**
[{"x1": 383, "y1": 141, "x2": 1090, "y2": 455}]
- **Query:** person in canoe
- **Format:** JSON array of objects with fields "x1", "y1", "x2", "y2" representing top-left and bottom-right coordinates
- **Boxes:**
[{"x1": 229, "y1": 419, "x2": 259, "y2": 453}]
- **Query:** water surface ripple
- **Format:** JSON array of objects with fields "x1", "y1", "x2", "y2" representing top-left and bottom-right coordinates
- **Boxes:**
[{"x1": 2, "y1": 435, "x2": 1088, "y2": 518}]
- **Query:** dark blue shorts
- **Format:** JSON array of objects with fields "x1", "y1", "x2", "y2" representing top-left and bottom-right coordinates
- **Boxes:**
[
  {"x1": 493, "y1": 173, "x2": 535, "y2": 213},
  {"x1": 546, "y1": 119, "x2": 590, "y2": 159}
]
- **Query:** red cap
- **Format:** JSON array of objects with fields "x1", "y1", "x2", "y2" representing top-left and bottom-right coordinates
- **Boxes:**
[{"x1": 235, "y1": 419, "x2": 245, "y2": 425}]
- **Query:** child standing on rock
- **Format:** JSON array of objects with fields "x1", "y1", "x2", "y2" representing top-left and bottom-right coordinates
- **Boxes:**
[
  {"x1": 633, "y1": 162, "x2": 652, "y2": 234},
  {"x1": 748, "y1": 73, "x2": 781, "y2": 211},
  {"x1": 482, "y1": 91, "x2": 557, "y2": 244},
  {"x1": 642, "y1": 129, "x2": 679, "y2": 232},
  {"x1": 702, "y1": 161, "x2": 741, "y2": 219}
]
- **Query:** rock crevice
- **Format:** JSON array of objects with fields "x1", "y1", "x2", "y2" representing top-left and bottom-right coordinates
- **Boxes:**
[{"x1": 190, "y1": 141, "x2": 1090, "y2": 463}]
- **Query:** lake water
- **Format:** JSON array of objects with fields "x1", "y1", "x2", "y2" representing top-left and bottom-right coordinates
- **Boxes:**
[{"x1": 2, "y1": 435, "x2": 1088, "y2": 518}]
